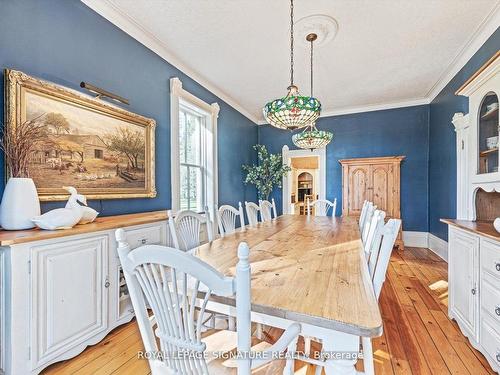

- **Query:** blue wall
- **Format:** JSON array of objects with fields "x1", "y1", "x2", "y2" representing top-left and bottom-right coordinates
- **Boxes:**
[
  {"x1": 258, "y1": 105, "x2": 430, "y2": 232},
  {"x1": 429, "y1": 29, "x2": 500, "y2": 241},
  {"x1": 0, "y1": 0, "x2": 258, "y2": 215},
  {"x1": 1, "y1": 0, "x2": 499, "y2": 238}
]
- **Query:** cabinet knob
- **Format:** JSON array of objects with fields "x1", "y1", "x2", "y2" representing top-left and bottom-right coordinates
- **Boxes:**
[
  {"x1": 104, "y1": 278, "x2": 110, "y2": 288},
  {"x1": 141, "y1": 238, "x2": 148, "y2": 245},
  {"x1": 471, "y1": 288, "x2": 476, "y2": 295},
  {"x1": 496, "y1": 306, "x2": 500, "y2": 316},
  {"x1": 495, "y1": 262, "x2": 500, "y2": 271},
  {"x1": 496, "y1": 352, "x2": 500, "y2": 363}
]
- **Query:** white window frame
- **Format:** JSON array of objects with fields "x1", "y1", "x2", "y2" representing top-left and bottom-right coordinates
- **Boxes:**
[{"x1": 170, "y1": 77, "x2": 219, "y2": 215}]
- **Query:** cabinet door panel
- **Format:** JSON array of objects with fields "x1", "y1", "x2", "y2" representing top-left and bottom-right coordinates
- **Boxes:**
[
  {"x1": 348, "y1": 166, "x2": 370, "y2": 215},
  {"x1": 370, "y1": 165, "x2": 392, "y2": 216},
  {"x1": 31, "y1": 236, "x2": 108, "y2": 368},
  {"x1": 449, "y1": 229, "x2": 479, "y2": 340}
]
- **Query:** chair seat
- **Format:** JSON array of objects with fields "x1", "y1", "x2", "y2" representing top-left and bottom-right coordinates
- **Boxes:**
[{"x1": 204, "y1": 329, "x2": 288, "y2": 374}]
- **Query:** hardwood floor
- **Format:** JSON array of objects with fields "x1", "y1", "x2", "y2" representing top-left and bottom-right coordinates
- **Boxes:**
[{"x1": 42, "y1": 247, "x2": 495, "y2": 375}]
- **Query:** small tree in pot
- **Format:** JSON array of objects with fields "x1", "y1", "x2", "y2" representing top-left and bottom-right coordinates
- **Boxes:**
[{"x1": 242, "y1": 144, "x2": 291, "y2": 200}]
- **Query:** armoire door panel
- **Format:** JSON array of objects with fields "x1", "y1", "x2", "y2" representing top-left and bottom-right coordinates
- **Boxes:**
[
  {"x1": 348, "y1": 166, "x2": 370, "y2": 215},
  {"x1": 371, "y1": 164, "x2": 395, "y2": 216}
]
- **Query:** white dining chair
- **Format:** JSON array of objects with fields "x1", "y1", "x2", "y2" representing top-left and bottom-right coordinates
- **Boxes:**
[
  {"x1": 245, "y1": 201, "x2": 261, "y2": 227},
  {"x1": 168, "y1": 208, "x2": 228, "y2": 329},
  {"x1": 363, "y1": 209, "x2": 386, "y2": 262},
  {"x1": 259, "y1": 199, "x2": 277, "y2": 222},
  {"x1": 360, "y1": 200, "x2": 376, "y2": 233},
  {"x1": 306, "y1": 217, "x2": 401, "y2": 375},
  {"x1": 361, "y1": 203, "x2": 377, "y2": 245},
  {"x1": 168, "y1": 207, "x2": 214, "y2": 252},
  {"x1": 360, "y1": 218, "x2": 402, "y2": 375},
  {"x1": 306, "y1": 198, "x2": 337, "y2": 217},
  {"x1": 216, "y1": 202, "x2": 246, "y2": 237},
  {"x1": 115, "y1": 229, "x2": 301, "y2": 375},
  {"x1": 359, "y1": 200, "x2": 369, "y2": 229}
]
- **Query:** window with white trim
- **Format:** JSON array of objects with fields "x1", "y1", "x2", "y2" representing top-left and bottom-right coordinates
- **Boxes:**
[
  {"x1": 170, "y1": 77, "x2": 219, "y2": 214},
  {"x1": 179, "y1": 103, "x2": 205, "y2": 211}
]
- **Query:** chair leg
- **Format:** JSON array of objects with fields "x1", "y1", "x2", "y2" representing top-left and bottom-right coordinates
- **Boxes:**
[
  {"x1": 304, "y1": 336, "x2": 312, "y2": 357},
  {"x1": 283, "y1": 335, "x2": 299, "y2": 375},
  {"x1": 255, "y1": 322, "x2": 263, "y2": 339},
  {"x1": 314, "y1": 364, "x2": 323, "y2": 375},
  {"x1": 228, "y1": 316, "x2": 236, "y2": 331},
  {"x1": 362, "y1": 336, "x2": 374, "y2": 375}
]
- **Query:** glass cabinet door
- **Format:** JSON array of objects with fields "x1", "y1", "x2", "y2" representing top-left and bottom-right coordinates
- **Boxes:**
[{"x1": 478, "y1": 92, "x2": 499, "y2": 174}]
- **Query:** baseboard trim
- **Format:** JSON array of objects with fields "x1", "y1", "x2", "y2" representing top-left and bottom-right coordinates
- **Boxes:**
[
  {"x1": 428, "y1": 233, "x2": 449, "y2": 262},
  {"x1": 402, "y1": 231, "x2": 429, "y2": 248},
  {"x1": 402, "y1": 231, "x2": 448, "y2": 262}
]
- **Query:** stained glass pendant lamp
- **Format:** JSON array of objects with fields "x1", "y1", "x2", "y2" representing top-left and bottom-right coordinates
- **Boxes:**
[
  {"x1": 292, "y1": 33, "x2": 333, "y2": 150},
  {"x1": 263, "y1": 0, "x2": 321, "y2": 130}
]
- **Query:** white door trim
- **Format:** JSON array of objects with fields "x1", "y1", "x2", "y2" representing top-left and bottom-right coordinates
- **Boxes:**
[{"x1": 282, "y1": 145, "x2": 327, "y2": 215}]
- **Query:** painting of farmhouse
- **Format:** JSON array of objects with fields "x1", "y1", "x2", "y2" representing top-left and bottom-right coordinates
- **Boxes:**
[{"x1": 5, "y1": 69, "x2": 156, "y2": 201}]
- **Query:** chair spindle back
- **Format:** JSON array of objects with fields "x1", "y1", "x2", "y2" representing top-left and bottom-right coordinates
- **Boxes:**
[{"x1": 216, "y1": 202, "x2": 246, "y2": 237}]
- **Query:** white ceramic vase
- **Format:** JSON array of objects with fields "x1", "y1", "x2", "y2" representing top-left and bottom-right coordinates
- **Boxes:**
[
  {"x1": 0, "y1": 178, "x2": 40, "y2": 230},
  {"x1": 494, "y1": 217, "x2": 500, "y2": 234}
]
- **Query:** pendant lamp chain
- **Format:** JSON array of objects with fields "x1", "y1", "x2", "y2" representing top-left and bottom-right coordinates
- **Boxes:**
[
  {"x1": 262, "y1": 0, "x2": 321, "y2": 130},
  {"x1": 310, "y1": 34, "x2": 314, "y2": 96},
  {"x1": 290, "y1": 0, "x2": 294, "y2": 88},
  {"x1": 292, "y1": 32, "x2": 333, "y2": 150}
]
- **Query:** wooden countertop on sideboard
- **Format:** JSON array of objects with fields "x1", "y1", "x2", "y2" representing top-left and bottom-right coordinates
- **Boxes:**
[
  {"x1": 0, "y1": 210, "x2": 168, "y2": 246},
  {"x1": 440, "y1": 218, "x2": 500, "y2": 242}
]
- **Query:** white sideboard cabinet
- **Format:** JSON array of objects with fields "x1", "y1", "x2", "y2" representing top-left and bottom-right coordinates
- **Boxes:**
[
  {"x1": 444, "y1": 220, "x2": 500, "y2": 373},
  {"x1": 0, "y1": 211, "x2": 168, "y2": 375},
  {"x1": 448, "y1": 227, "x2": 480, "y2": 341}
]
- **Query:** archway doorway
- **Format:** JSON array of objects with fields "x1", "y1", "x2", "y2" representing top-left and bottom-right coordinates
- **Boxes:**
[{"x1": 282, "y1": 146, "x2": 326, "y2": 215}]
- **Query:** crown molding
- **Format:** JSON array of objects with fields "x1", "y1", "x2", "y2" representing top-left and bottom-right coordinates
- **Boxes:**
[
  {"x1": 456, "y1": 51, "x2": 500, "y2": 96},
  {"x1": 319, "y1": 97, "x2": 430, "y2": 118},
  {"x1": 426, "y1": 1, "x2": 500, "y2": 101},
  {"x1": 81, "y1": 0, "x2": 261, "y2": 125},
  {"x1": 257, "y1": 97, "x2": 430, "y2": 125}
]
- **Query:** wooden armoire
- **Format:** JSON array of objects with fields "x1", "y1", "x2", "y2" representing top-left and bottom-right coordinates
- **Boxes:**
[{"x1": 339, "y1": 156, "x2": 405, "y2": 249}]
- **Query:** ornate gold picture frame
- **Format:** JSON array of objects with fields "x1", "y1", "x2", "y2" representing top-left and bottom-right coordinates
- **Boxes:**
[{"x1": 4, "y1": 69, "x2": 156, "y2": 201}]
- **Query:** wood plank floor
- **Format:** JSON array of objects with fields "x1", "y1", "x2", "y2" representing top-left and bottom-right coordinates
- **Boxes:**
[{"x1": 42, "y1": 247, "x2": 495, "y2": 375}]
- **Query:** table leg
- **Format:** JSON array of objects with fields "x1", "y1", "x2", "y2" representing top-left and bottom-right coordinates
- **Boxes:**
[{"x1": 321, "y1": 331, "x2": 360, "y2": 375}]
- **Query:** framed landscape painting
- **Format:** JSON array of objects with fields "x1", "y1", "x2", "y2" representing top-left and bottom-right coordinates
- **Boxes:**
[{"x1": 4, "y1": 69, "x2": 156, "y2": 201}]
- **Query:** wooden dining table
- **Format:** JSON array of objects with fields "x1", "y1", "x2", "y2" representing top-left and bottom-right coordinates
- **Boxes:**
[{"x1": 192, "y1": 214, "x2": 382, "y2": 375}]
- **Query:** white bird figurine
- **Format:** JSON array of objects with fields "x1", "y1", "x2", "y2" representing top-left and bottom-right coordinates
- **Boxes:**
[
  {"x1": 64, "y1": 187, "x2": 99, "y2": 224},
  {"x1": 31, "y1": 187, "x2": 84, "y2": 230}
]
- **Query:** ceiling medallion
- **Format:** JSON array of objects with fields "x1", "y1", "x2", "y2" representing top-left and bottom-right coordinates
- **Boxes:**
[
  {"x1": 292, "y1": 32, "x2": 333, "y2": 151},
  {"x1": 294, "y1": 14, "x2": 338, "y2": 48},
  {"x1": 263, "y1": 0, "x2": 321, "y2": 130}
]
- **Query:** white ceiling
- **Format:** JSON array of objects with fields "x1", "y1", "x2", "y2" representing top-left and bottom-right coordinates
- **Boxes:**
[{"x1": 83, "y1": 0, "x2": 500, "y2": 124}]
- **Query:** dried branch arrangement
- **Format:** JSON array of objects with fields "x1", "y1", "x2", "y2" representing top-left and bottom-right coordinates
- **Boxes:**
[{"x1": 0, "y1": 115, "x2": 48, "y2": 178}]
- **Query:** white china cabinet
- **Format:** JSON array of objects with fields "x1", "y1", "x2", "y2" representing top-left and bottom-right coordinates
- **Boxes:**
[
  {"x1": 447, "y1": 52, "x2": 500, "y2": 373},
  {"x1": 452, "y1": 52, "x2": 500, "y2": 220}
]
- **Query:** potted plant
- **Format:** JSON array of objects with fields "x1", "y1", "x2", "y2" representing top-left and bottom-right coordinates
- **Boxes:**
[
  {"x1": 242, "y1": 144, "x2": 291, "y2": 200},
  {"x1": 0, "y1": 116, "x2": 46, "y2": 230}
]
